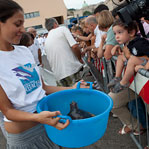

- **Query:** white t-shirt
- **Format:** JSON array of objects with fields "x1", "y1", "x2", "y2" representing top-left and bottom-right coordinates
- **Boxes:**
[
  {"x1": 0, "y1": 46, "x2": 45, "y2": 121},
  {"x1": 94, "y1": 25, "x2": 106, "y2": 48},
  {"x1": 38, "y1": 37, "x2": 45, "y2": 55},
  {"x1": 28, "y1": 38, "x2": 40, "y2": 65},
  {"x1": 45, "y1": 26, "x2": 83, "y2": 81}
]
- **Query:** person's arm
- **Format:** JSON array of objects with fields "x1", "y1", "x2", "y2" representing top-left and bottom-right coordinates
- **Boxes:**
[
  {"x1": 83, "y1": 44, "x2": 96, "y2": 53},
  {"x1": 104, "y1": 45, "x2": 114, "y2": 60},
  {"x1": 42, "y1": 80, "x2": 88, "y2": 95},
  {"x1": 123, "y1": 46, "x2": 131, "y2": 59},
  {"x1": 38, "y1": 48, "x2": 42, "y2": 65},
  {"x1": 73, "y1": 33, "x2": 93, "y2": 42},
  {"x1": 104, "y1": 27, "x2": 119, "y2": 60},
  {"x1": 0, "y1": 85, "x2": 69, "y2": 130},
  {"x1": 111, "y1": 45, "x2": 122, "y2": 56},
  {"x1": 97, "y1": 39, "x2": 104, "y2": 58},
  {"x1": 63, "y1": 27, "x2": 82, "y2": 62},
  {"x1": 71, "y1": 44, "x2": 83, "y2": 63},
  {"x1": 97, "y1": 34, "x2": 107, "y2": 59}
]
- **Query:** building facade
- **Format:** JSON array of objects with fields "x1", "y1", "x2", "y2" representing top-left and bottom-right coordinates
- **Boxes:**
[
  {"x1": 67, "y1": 0, "x2": 123, "y2": 18},
  {"x1": 14, "y1": 0, "x2": 67, "y2": 31}
]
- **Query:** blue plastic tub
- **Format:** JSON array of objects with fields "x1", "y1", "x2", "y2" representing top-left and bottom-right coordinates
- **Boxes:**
[{"x1": 37, "y1": 82, "x2": 113, "y2": 148}]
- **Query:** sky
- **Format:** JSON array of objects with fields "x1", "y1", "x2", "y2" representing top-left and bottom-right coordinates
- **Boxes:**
[{"x1": 63, "y1": 0, "x2": 105, "y2": 9}]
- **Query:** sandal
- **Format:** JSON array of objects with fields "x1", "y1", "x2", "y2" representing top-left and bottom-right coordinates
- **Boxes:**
[
  {"x1": 133, "y1": 129, "x2": 146, "y2": 136},
  {"x1": 111, "y1": 82, "x2": 129, "y2": 93},
  {"x1": 112, "y1": 114, "x2": 118, "y2": 118},
  {"x1": 107, "y1": 77, "x2": 121, "y2": 89},
  {"x1": 118, "y1": 125, "x2": 132, "y2": 135}
]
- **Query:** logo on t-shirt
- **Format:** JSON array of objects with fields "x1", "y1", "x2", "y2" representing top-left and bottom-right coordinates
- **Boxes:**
[
  {"x1": 12, "y1": 63, "x2": 41, "y2": 94},
  {"x1": 132, "y1": 47, "x2": 137, "y2": 56}
]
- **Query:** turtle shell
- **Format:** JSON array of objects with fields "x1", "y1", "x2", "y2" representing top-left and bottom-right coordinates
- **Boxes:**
[{"x1": 67, "y1": 101, "x2": 94, "y2": 120}]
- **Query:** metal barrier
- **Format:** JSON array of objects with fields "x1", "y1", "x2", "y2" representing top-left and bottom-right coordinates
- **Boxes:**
[
  {"x1": 82, "y1": 57, "x2": 105, "y2": 92},
  {"x1": 83, "y1": 55, "x2": 149, "y2": 149},
  {"x1": 110, "y1": 56, "x2": 149, "y2": 149},
  {"x1": 129, "y1": 70, "x2": 149, "y2": 149}
]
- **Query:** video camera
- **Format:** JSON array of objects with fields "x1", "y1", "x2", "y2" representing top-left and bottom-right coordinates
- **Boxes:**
[
  {"x1": 117, "y1": 0, "x2": 149, "y2": 37},
  {"x1": 117, "y1": 0, "x2": 149, "y2": 24}
]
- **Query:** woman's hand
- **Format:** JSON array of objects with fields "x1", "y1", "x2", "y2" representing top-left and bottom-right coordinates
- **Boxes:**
[
  {"x1": 72, "y1": 80, "x2": 90, "y2": 89},
  {"x1": 36, "y1": 111, "x2": 69, "y2": 130}
]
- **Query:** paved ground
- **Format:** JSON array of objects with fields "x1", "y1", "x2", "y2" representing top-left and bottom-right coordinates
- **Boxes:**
[
  {"x1": 1, "y1": 113, "x2": 145, "y2": 149},
  {"x1": 0, "y1": 55, "x2": 147, "y2": 149}
]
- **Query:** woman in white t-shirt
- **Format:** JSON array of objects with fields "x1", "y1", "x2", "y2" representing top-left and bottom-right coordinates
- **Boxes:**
[{"x1": 0, "y1": 0, "x2": 88, "y2": 148}]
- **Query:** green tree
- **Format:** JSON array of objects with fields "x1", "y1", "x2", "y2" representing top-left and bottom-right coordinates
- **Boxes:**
[{"x1": 83, "y1": 11, "x2": 92, "y2": 16}]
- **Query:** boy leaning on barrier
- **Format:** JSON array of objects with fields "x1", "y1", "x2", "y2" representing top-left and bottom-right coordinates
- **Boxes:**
[
  {"x1": 107, "y1": 19, "x2": 149, "y2": 93},
  {"x1": 108, "y1": 19, "x2": 149, "y2": 135}
]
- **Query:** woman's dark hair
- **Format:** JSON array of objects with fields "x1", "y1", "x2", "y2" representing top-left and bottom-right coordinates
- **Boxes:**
[
  {"x1": 113, "y1": 19, "x2": 138, "y2": 34},
  {"x1": 0, "y1": 0, "x2": 23, "y2": 23},
  {"x1": 19, "y1": 32, "x2": 34, "y2": 47}
]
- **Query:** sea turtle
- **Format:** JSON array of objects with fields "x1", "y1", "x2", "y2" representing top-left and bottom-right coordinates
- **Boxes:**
[{"x1": 68, "y1": 101, "x2": 94, "y2": 120}]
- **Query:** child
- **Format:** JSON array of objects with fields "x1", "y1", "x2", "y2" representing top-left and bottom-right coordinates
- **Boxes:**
[
  {"x1": 72, "y1": 25, "x2": 94, "y2": 62},
  {"x1": 19, "y1": 32, "x2": 34, "y2": 47},
  {"x1": 108, "y1": 19, "x2": 149, "y2": 93},
  {"x1": 97, "y1": 10, "x2": 116, "y2": 60}
]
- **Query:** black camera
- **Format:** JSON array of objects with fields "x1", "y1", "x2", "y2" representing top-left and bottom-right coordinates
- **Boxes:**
[{"x1": 117, "y1": 0, "x2": 149, "y2": 24}]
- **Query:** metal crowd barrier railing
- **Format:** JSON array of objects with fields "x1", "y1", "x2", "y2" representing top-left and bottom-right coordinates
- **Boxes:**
[
  {"x1": 129, "y1": 69, "x2": 149, "y2": 149},
  {"x1": 83, "y1": 55, "x2": 149, "y2": 149}
]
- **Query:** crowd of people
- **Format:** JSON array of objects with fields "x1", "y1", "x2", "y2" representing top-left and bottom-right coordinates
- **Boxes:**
[
  {"x1": 71, "y1": 4, "x2": 149, "y2": 137},
  {"x1": 0, "y1": 0, "x2": 149, "y2": 148}
]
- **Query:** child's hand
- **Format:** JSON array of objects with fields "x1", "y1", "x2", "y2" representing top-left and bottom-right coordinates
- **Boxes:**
[
  {"x1": 117, "y1": 48, "x2": 123, "y2": 55},
  {"x1": 135, "y1": 61, "x2": 149, "y2": 72},
  {"x1": 135, "y1": 65, "x2": 145, "y2": 72},
  {"x1": 111, "y1": 45, "x2": 121, "y2": 55}
]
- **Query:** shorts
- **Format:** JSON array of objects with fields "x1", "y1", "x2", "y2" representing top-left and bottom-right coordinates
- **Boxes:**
[{"x1": 57, "y1": 67, "x2": 83, "y2": 87}]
